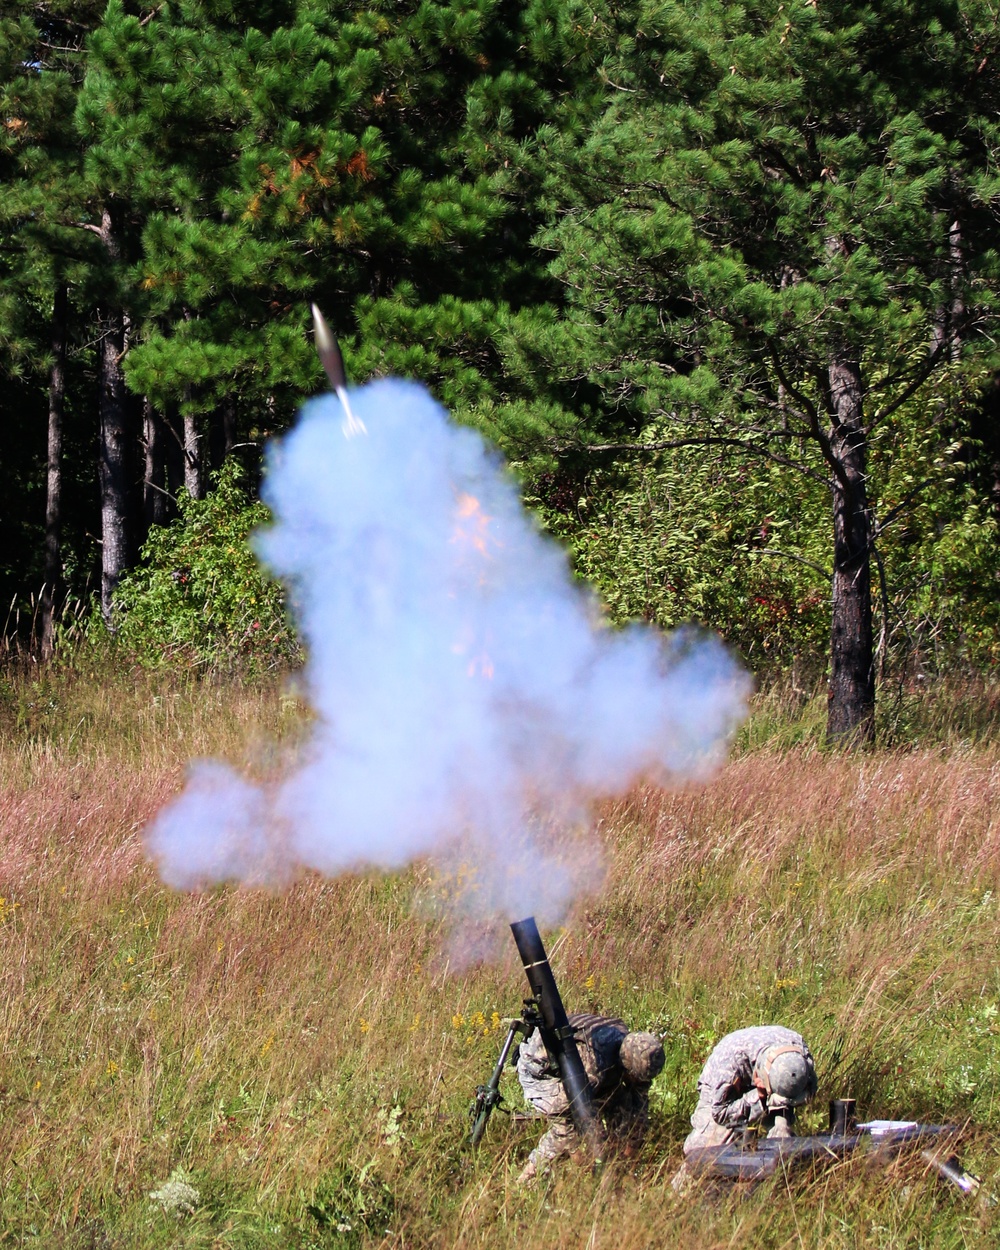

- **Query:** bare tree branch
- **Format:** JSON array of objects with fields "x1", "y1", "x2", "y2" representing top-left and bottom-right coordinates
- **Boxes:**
[
  {"x1": 768, "y1": 346, "x2": 850, "y2": 490},
  {"x1": 869, "y1": 341, "x2": 948, "y2": 428},
  {"x1": 552, "y1": 432, "x2": 832, "y2": 485},
  {"x1": 745, "y1": 547, "x2": 831, "y2": 579},
  {"x1": 873, "y1": 478, "x2": 938, "y2": 535},
  {"x1": 143, "y1": 478, "x2": 177, "y2": 503}
]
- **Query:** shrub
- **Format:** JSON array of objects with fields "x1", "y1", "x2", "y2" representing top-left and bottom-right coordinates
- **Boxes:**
[{"x1": 112, "y1": 460, "x2": 299, "y2": 673}]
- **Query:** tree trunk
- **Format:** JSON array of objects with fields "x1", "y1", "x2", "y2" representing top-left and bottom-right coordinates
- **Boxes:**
[
  {"x1": 98, "y1": 206, "x2": 132, "y2": 625},
  {"x1": 948, "y1": 214, "x2": 964, "y2": 363},
  {"x1": 40, "y1": 282, "x2": 67, "y2": 661},
  {"x1": 143, "y1": 396, "x2": 168, "y2": 531},
  {"x1": 183, "y1": 403, "x2": 202, "y2": 499},
  {"x1": 827, "y1": 354, "x2": 875, "y2": 744},
  {"x1": 180, "y1": 307, "x2": 202, "y2": 499},
  {"x1": 222, "y1": 394, "x2": 236, "y2": 459},
  {"x1": 210, "y1": 394, "x2": 236, "y2": 470},
  {"x1": 164, "y1": 406, "x2": 185, "y2": 503},
  {"x1": 932, "y1": 212, "x2": 964, "y2": 362}
]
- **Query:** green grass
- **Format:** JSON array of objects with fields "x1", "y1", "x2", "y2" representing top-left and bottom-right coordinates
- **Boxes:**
[{"x1": 1, "y1": 664, "x2": 999, "y2": 1247}]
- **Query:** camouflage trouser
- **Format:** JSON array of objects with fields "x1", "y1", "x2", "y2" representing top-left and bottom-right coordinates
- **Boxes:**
[
  {"x1": 517, "y1": 1115, "x2": 578, "y2": 1181},
  {"x1": 518, "y1": 1102, "x2": 648, "y2": 1182},
  {"x1": 670, "y1": 1103, "x2": 739, "y2": 1194},
  {"x1": 682, "y1": 1102, "x2": 739, "y2": 1155}
]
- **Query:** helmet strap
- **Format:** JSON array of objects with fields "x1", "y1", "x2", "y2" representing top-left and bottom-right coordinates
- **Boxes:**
[{"x1": 758, "y1": 1044, "x2": 803, "y2": 1095}]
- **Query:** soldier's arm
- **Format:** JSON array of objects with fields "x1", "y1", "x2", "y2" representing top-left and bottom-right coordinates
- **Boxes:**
[{"x1": 708, "y1": 1077, "x2": 765, "y2": 1128}]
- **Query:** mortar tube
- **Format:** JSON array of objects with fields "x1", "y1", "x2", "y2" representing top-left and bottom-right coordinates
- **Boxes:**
[{"x1": 510, "y1": 917, "x2": 603, "y2": 1164}]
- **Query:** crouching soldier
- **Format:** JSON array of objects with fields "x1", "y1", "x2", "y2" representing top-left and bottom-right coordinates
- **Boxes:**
[
  {"x1": 516, "y1": 1012, "x2": 665, "y2": 1183},
  {"x1": 672, "y1": 1024, "x2": 817, "y2": 1190}
]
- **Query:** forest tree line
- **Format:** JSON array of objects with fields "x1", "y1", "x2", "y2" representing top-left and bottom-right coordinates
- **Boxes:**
[{"x1": 3, "y1": 0, "x2": 1000, "y2": 742}]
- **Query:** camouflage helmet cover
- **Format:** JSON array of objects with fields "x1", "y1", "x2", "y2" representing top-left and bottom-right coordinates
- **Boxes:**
[
  {"x1": 755, "y1": 1043, "x2": 816, "y2": 1107},
  {"x1": 619, "y1": 1031, "x2": 665, "y2": 1083}
]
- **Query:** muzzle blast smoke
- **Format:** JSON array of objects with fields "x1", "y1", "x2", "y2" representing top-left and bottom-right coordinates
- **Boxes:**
[{"x1": 146, "y1": 347, "x2": 749, "y2": 927}]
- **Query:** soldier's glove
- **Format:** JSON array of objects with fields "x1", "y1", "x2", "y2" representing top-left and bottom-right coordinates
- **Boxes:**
[
  {"x1": 766, "y1": 1115, "x2": 795, "y2": 1140},
  {"x1": 767, "y1": 1093, "x2": 797, "y2": 1113},
  {"x1": 746, "y1": 1090, "x2": 767, "y2": 1125}
]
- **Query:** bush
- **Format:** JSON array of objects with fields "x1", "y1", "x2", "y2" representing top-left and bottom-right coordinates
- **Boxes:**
[{"x1": 112, "y1": 460, "x2": 299, "y2": 673}]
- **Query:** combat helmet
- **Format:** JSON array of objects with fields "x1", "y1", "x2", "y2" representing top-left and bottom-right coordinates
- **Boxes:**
[
  {"x1": 619, "y1": 1032, "x2": 665, "y2": 1083},
  {"x1": 755, "y1": 1042, "x2": 816, "y2": 1107}
]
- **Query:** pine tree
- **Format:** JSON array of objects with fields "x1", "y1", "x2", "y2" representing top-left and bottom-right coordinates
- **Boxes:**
[
  {"x1": 1, "y1": 0, "x2": 566, "y2": 628},
  {"x1": 495, "y1": 0, "x2": 1000, "y2": 741},
  {"x1": 114, "y1": 0, "x2": 570, "y2": 431},
  {"x1": 0, "y1": 0, "x2": 112, "y2": 631}
]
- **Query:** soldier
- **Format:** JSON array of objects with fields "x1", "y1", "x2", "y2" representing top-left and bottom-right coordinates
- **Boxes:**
[
  {"x1": 516, "y1": 1012, "x2": 665, "y2": 1183},
  {"x1": 672, "y1": 1024, "x2": 817, "y2": 1190}
]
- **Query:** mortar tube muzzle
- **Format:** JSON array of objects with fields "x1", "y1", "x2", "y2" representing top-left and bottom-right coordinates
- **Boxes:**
[
  {"x1": 829, "y1": 1098, "x2": 857, "y2": 1136},
  {"x1": 510, "y1": 917, "x2": 603, "y2": 1164}
]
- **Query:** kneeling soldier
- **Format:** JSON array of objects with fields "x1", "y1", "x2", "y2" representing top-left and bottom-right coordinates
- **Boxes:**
[
  {"x1": 672, "y1": 1024, "x2": 817, "y2": 1190},
  {"x1": 516, "y1": 1012, "x2": 665, "y2": 1183}
]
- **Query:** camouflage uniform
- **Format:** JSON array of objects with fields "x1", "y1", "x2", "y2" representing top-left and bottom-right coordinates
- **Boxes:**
[
  {"x1": 517, "y1": 1013, "x2": 652, "y2": 1178},
  {"x1": 683, "y1": 1025, "x2": 816, "y2": 1155}
]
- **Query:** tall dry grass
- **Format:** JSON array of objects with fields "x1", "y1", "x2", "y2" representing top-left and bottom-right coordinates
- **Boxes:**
[{"x1": 1, "y1": 667, "x2": 999, "y2": 1247}]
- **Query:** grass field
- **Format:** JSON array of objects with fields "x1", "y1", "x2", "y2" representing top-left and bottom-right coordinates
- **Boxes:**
[{"x1": 2, "y1": 665, "x2": 999, "y2": 1247}]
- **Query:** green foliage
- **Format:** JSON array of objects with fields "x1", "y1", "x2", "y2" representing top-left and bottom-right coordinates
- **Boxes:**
[
  {"x1": 0, "y1": 0, "x2": 574, "y2": 624},
  {"x1": 0, "y1": 2, "x2": 108, "y2": 612},
  {"x1": 3, "y1": 0, "x2": 1000, "y2": 696},
  {"x1": 472, "y1": 0, "x2": 1000, "y2": 694},
  {"x1": 112, "y1": 460, "x2": 298, "y2": 671},
  {"x1": 530, "y1": 450, "x2": 830, "y2": 676},
  {"x1": 874, "y1": 441, "x2": 1000, "y2": 672},
  {"x1": 305, "y1": 1162, "x2": 394, "y2": 1246},
  {"x1": 528, "y1": 370, "x2": 1000, "y2": 679},
  {"x1": 78, "y1": 0, "x2": 567, "y2": 415}
]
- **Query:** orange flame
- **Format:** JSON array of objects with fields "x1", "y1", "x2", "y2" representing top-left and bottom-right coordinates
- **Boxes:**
[
  {"x1": 450, "y1": 495, "x2": 497, "y2": 678},
  {"x1": 451, "y1": 492, "x2": 493, "y2": 557},
  {"x1": 467, "y1": 655, "x2": 495, "y2": 680},
  {"x1": 451, "y1": 622, "x2": 495, "y2": 682}
]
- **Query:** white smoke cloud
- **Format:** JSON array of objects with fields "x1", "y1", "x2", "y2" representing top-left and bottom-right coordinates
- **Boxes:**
[{"x1": 147, "y1": 380, "x2": 750, "y2": 924}]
